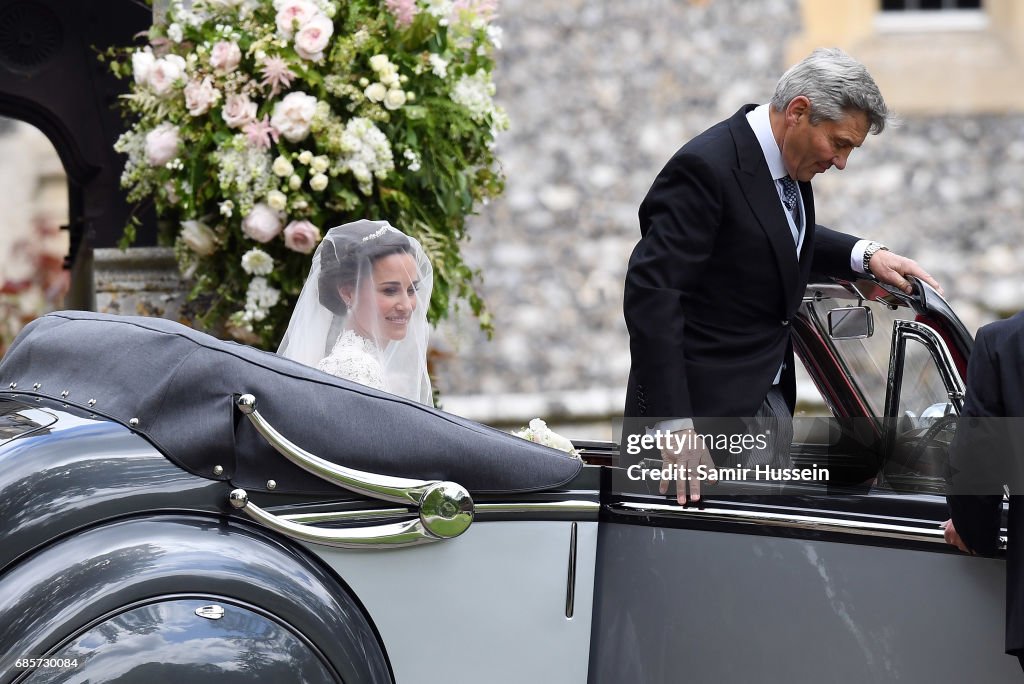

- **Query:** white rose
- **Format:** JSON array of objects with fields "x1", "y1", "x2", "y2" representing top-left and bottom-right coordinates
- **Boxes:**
[
  {"x1": 241, "y1": 203, "x2": 282, "y2": 243},
  {"x1": 183, "y1": 77, "x2": 221, "y2": 116},
  {"x1": 209, "y1": 41, "x2": 242, "y2": 73},
  {"x1": 241, "y1": 247, "x2": 274, "y2": 276},
  {"x1": 147, "y1": 55, "x2": 187, "y2": 96},
  {"x1": 272, "y1": 155, "x2": 294, "y2": 177},
  {"x1": 144, "y1": 123, "x2": 180, "y2": 166},
  {"x1": 180, "y1": 220, "x2": 217, "y2": 256},
  {"x1": 364, "y1": 82, "x2": 386, "y2": 103},
  {"x1": 383, "y1": 88, "x2": 407, "y2": 110},
  {"x1": 131, "y1": 48, "x2": 154, "y2": 85},
  {"x1": 283, "y1": 220, "x2": 321, "y2": 254},
  {"x1": 526, "y1": 418, "x2": 576, "y2": 453},
  {"x1": 310, "y1": 155, "x2": 329, "y2": 173},
  {"x1": 309, "y1": 173, "x2": 328, "y2": 191},
  {"x1": 221, "y1": 94, "x2": 257, "y2": 129},
  {"x1": 270, "y1": 91, "x2": 318, "y2": 142},
  {"x1": 266, "y1": 190, "x2": 288, "y2": 211},
  {"x1": 379, "y1": 69, "x2": 398, "y2": 86},
  {"x1": 369, "y1": 54, "x2": 389, "y2": 72},
  {"x1": 297, "y1": 150, "x2": 313, "y2": 164},
  {"x1": 288, "y1": 174, "x2": 302, "y2": 190},
  {"x1": 294, "y1": 14, "x2": 334, "y2": 61},
  {"x1": 275, "y1": 0, "x2": 319, "y2": 38}
]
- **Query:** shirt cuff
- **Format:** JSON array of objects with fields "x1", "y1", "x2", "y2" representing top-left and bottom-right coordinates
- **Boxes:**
[
  {"x1": 650, "y1": 418, "x2": 694, "y2": 434},
  {"x1": 851, "y1": 239, "x2": 872, "y2": 274}
]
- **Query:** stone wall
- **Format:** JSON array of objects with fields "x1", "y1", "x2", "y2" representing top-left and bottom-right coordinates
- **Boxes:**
[{"x1": 434, "y1": 0, "x2": 1024, "y2": 426}]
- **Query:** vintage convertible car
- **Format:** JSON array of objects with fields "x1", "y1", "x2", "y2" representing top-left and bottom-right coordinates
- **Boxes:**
[{"x1": 0, "y1": 277, "x2": 1018, "y2": 682}]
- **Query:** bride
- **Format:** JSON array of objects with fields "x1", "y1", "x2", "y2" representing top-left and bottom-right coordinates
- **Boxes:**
[{"x1": 278, "y1": 219, "x2": 434, "y2": 405}]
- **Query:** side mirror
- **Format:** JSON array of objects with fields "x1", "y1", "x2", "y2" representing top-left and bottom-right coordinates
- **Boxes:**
[{"x1": 827, "y1": 306, "x2": 874, "y2": 340}]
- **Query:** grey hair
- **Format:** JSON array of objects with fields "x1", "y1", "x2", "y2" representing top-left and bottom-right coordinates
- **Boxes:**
[{"x1": 770, "y1": 48, "x2": 890, "y2": 135}]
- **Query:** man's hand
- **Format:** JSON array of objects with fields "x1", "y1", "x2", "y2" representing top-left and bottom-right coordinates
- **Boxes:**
[
  {"x1": 659, "y1": 428, "x2": 715, "y2": 505},
  {"x1": 868, "y1": 250, "x2": 944, "y2": 296},
  {"x1": 942, "y1": 518, "x2": 974, "y2": 555}
]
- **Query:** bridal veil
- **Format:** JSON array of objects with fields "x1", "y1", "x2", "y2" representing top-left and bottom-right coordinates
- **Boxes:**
[{"x1": 278, "y1": 219, "x2": 434, "y2": 405}]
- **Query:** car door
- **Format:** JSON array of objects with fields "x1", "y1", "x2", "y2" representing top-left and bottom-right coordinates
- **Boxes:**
[{"x1": 589, "y1": 282, "x2": 1019, "y2": 682}]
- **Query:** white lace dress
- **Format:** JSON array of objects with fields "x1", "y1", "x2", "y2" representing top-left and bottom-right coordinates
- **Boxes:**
[{"x1": 317, "y1": 330, "x2": 387, "y2": 391}]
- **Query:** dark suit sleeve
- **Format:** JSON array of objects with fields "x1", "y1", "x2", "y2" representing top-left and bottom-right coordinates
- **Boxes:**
[
  {"x1": 624, "y1": 152, "x2": 722, "y2": 420},
  {"x1": 810, "y1": 225, "x2": 860, "y2": 280},
  {"x1": 947, "y1": 326, "x2": 1004, "y2": 555}
]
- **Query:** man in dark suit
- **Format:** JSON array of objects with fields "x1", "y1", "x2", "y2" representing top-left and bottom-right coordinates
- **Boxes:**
[
  {"x1": 623, "y1": 48, "x2": 941, "y2": 503},
  {"x1": 945, "y1": 314, "x2": 1024, "y2": 671}
]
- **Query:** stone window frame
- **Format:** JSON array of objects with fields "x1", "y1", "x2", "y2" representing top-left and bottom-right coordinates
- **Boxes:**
[{"x1": 788, "y1": 0, "x2": 1024, "y2": 114}]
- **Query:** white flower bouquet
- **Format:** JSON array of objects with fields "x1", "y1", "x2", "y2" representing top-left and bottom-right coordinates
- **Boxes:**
[
  {"x1": 102, "y1": 0, "x2": 507, "y2": 347},
  {"x1": 513, "y1": 419, "x2": 581, "y2": 459}
]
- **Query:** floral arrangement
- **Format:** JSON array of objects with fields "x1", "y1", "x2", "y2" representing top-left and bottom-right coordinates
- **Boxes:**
[
  {"x1": 102, "y1": 0, "x2": 507, "y2": 347},
  {"x1": 513, "y1": 418, "x2": 581, "y2": 459}
]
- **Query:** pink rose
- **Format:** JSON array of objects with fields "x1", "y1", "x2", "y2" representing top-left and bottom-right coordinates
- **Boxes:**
[
  {"x1": 183, "y1": 77, "x2": 221, "y2": 116},
  {"x1": 241, "y1": 203, "x2": 283, "y2": 243},
  {"x1": 144, "y1": 123, "x2": 180, "y2": 166},
  {"x1": 147, "y1": 55, "x2": 187, "y2": 96},
  {"x1": 209, "y1": 41, "x2": 242, "y2": 73},
  {"x1": 221, "y1": 93, "x2": 258, "y2": 129},
  {"x1": 294, "y1": 14, "x2": 334, "y2": 62},
  {"x1": 283, "y1": 220, "x2": 321, "y2": 254},
  {"x1": 270, "y1": 91, "x2": 317, "y2": 142},
  {"x1": 275, "y1": 0, "x2": 319, "y2": 38}
]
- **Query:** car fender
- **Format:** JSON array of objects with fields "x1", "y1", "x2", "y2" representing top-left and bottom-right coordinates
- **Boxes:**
[{"x1": 0, "y1": 515, "x2": 392, "y2": 684}]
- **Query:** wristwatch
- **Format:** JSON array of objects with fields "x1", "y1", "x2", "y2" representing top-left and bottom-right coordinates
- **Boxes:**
[{"x1": 862, "y1": 241, "x2": 890, "y2": 276}]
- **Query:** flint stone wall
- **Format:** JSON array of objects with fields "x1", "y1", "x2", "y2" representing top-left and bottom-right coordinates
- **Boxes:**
[{"x1": 433, "y1": 0, "x2": 1024, "y2": 425}]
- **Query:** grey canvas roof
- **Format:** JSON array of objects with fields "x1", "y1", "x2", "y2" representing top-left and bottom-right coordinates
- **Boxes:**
[{"x1": 0, "y1": 311, "x2": 583, "y2": 495}]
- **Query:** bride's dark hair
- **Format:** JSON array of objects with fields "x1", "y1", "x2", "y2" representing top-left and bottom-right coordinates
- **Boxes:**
[{"x1": 317, "y1": 223, "x2": 413, "y2": 315}]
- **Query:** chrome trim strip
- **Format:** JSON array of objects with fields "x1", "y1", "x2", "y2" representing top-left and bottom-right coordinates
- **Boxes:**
[
  {"x1": 279, "y1": 500, "x2": 600, "y2": 525},
  {"x1": 476, "y1": 500, "x2": 601, "y2": 515},
  {"x1": 565, "y1": 522, "x2": 578, "y2": 618},
  {"x1": 888, "y1": 320, "x2": 966, "y2": 415},
  {"x1": 230, "y1": 489, "x2": 439, "y2": 548},
  {"x1": 280, "y1": 508, "x2": 412, "y2": 524},
  {"x1": 610, "y1": 502, "x2": 948, "y2": 544}
]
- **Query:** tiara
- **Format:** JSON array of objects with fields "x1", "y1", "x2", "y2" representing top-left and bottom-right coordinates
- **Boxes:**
[{"x1": 361, "y1": 226, "x2": 389, "y2": 242}]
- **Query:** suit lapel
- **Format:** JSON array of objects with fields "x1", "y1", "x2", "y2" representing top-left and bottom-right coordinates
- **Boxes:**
[{"x1": 727, "y1": 108, "x2": 799, "y2": 300}]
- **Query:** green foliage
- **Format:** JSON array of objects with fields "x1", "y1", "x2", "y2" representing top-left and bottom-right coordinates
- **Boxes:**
[{"x1": 105, "y1": 0, "x2": 506, "y2": 347}]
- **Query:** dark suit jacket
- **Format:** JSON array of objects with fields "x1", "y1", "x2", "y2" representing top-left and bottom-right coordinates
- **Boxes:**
[
  {"x1": 948, "y1": 314, "x2": 1024, "y2": 655},
  {"x1": 624, "y1": 105, "x2": 859, "y2": 422}
]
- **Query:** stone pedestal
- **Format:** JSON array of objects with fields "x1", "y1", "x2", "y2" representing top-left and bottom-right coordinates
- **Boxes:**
[{"x1": 92, "y1": 247, "x2": 192, "y2": 322}]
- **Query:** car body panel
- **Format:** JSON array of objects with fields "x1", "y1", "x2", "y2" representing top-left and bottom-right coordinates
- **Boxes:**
[
  {"x1": 589, "y1": 521, "x2": 1017, "y2": 681},
  {"x1": 308, "y1": 520, "x2": 598, "y2": 684}
]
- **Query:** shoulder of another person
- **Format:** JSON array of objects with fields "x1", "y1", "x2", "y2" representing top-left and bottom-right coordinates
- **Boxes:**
[{"x1": 977, "y1": 316, "x2": 1023, "y2": 348}]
